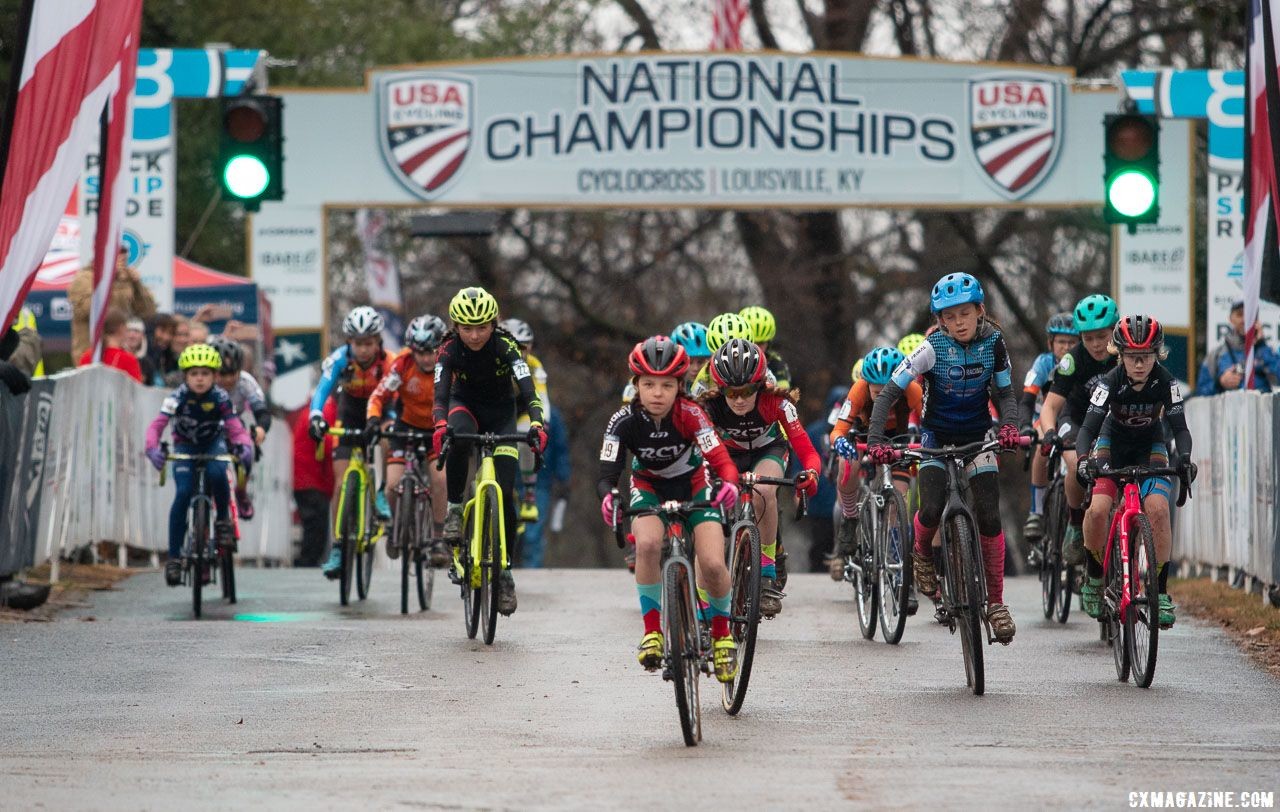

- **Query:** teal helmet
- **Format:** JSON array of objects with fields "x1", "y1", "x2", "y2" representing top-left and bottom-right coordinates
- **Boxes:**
[
  {"x1": 861, "y1": 346, "x2": 905, "y2": 386},
  {"x1": 1073, "y1": 294, "x2": 1119, "y2": 332}
]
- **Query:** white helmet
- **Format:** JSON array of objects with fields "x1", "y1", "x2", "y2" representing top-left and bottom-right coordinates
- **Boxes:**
[
  {"x1": 499, "y1": 318, "x2": 534, "y2": 345},
  {"x1": 342, "y1": 306, "x2": 383, "y2": 338}
]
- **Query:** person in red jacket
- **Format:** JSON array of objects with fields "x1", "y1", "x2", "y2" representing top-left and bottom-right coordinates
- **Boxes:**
[
  {"x1": 78, "y1": 308, "x2": 142, "y2": 383},
  {"x1": 699, "y1": 338, "x2": 820, "y2": 617},
  {"x1": 293, "y1": 399, "x2": 337, "y2": 566}
]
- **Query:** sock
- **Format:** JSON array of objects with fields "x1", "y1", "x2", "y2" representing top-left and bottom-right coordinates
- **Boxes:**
[
  {"x1": 1069, "y1": 507, "x2": 1083, "y2": 528},
  {"x1": 980, "y1": 532, "x2": 1005, "y2": 605},
  {"x1": 1086, "y1": 547, "x2": 1103, "y2": 578},
  {"x1": 839, "y1": 487, "x2": 859, "y2": 519},
  {"x1": 1030, "y1": 486, "x2": 1045, "y2": 515},
  {"x1": 1158, "y1": 562, "x2": 1169, "y2": 593},
  {"x1": 433, "y1": 522, "x2": 444, "y2": 537},
  {"x1": 708, "y1": 591, "x2": 731, "y2": 638},
  {"x1": 913, "y1": 515, "x2": 937, "y2": 558},
  {"x1": 637, "y1": 583, "x2": 662, "y2": 634},
  {"x1": 760, "y1": 538, "x2": 777, "y2": 579},
  {"x1": 696, "y1": 587, "x2": 710, "y2": 622}
]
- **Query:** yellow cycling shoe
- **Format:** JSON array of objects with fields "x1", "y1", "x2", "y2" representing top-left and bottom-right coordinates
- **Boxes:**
[
  {"x1": 712, "y1": 636, "x2": 738, "y2": 683},
  {"x1": 637, "y1": 631, "x2": 664, "y2": 671},
  {"x1": 518, "y1": 501, "x2": 540, "y2": 523}
]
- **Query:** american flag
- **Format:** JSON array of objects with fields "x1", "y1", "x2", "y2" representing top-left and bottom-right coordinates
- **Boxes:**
[
  {"x1": 389, "y1": 123, "x2": 471, "y2": 194},
  {"x1": 972, "y1": 123, "x2": 1055, "y2": 195},
  {"x1": 1243, "y1": 0, "x2": 1280, "y2": 383},
  {"x1": 0, "y1": 0, "x2": 143, "y2": 334},
  {"x1": 710, "y1": 0, "x2": 749, "y2": 50}
]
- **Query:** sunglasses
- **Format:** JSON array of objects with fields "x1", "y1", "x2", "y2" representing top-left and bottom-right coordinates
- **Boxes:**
[
  {"x1": 724, "y1": 384, "x2": 761, "y2": 400},
  {"x1": 1121, "y1": 351, "x2": 1156, "y2": 363}
]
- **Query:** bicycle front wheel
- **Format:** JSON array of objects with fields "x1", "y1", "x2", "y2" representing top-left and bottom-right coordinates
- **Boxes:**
[
  {"x1": 1108, "y1": 531, "x2": 1131, "y2": 682},
  {"x1": 721, "y1": 521, "x2": 761, "y2": 715},
  {"x1": 946, "y1": 514, "x2": 984, "y2": 696},
  {"x1": 852, "y1": 499, "x2": 878, "y2": 640},
  {"x1": 1040, "y1": 482, "x2": 1061, "y2": 619},
  {"x1": 664, "y1": 561, "x2": 701, "y2": 747},
  {"x1": 221, "y1": 545, "x2": 236, "y2": 605},
  {"x1": 356, "y1": 496, "x2": 376, "y2": 601},
  {"x1": 462, "y1": 506, "x2": 481, "y2": 639},
  {"x1": 480, "y1": 493, "x2": 501, "y2": 645},
  {"x1": 191, "y1": 498, "x2": 210, "y2": 619},
  {"x1": 394, "y1": 497, "x2": 412, "y2": 614},
  {"x1": 1126, "y1": 513, "x2": 1160, "y2": 688},
  {"x1": 877, "y1": 488, "x2": 912, "y2": 644},
  {"x1": 339, "y1": 475, "x2": 360, "y2": 607},
  {"x1": 415, "y1": 496, "x2": 433, "y2": 611}
]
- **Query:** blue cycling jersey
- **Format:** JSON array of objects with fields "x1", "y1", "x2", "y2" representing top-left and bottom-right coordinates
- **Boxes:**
[
  {"x1": 890, "y1": 326, "x2": 1013, "y2": 435},
  {"x1": 308, "y1": 344, "x2": 394, "y2": 417},
  {"x1": 1023, "y1": 351, "x2": 1056, "y2": 419}
]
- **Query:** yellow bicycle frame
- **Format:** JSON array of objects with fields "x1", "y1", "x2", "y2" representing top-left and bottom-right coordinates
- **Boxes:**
[
  {"x1": 454, "y1": 445, "x2": 517, "y2": 588},
  {"x1": 333, "y1": 447, "x2": 370, "y2": 549}
]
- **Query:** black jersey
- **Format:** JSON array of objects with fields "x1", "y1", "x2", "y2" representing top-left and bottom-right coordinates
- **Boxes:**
[
  {"x1": 432, "y1": 330, "x2": 542, "y2": 425},
  {"x1": 1047, "y1": 343, "x2": 1117, "y2": 423},
  {"x1": 1075, "y1": 364, "x2": 1191, "y2": 455}
]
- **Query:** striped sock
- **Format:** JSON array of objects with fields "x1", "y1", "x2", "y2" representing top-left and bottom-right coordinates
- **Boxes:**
[
  {"x1": 760, "y1": 538, "x2": 777, "y2": 579},
  {"x1": 1030, "y1": 485, "x2": 1045, "y2": 515},
  {"x1": 839, "y1": 487, "x2": 859, "y2": 519},
  {"x1": 637, "y1": 582, "x2": 662, "y2": 634},
  {"x1": 708, "y1": 591, "x2": 731, "y2": 638},
  {"x1": 697, "y1": 586, "x2": 710, "y2": 622}
]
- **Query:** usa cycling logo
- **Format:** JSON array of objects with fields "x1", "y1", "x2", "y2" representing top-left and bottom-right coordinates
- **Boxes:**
[
  {"x1": 967, "y1": 74, "x2": 1064, "y2": 200},
  {"x1": 378, "y1": 72, "x2": 474, "y2": 200}
]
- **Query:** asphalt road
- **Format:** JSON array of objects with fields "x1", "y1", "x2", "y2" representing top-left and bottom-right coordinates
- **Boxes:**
[{"x1": 1, "y1": 567, "x2": 1276, "y2": 810}]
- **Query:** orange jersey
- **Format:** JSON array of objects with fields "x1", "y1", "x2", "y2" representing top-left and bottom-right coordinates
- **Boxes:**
[
  {"x1": 830, "y1": 378, "x2": 923, "y2": 443},
  {"x1": 367, "y1": 350, "x2": 436, "y2": 428}
]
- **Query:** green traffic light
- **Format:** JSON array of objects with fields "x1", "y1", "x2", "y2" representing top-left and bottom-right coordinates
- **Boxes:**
[
  {"x1": 223, "y1": 154, "x2": 270, "y2": 199},
  {"x1": 1107, "y1": 169, "x2": 1156, "y2": 218}
]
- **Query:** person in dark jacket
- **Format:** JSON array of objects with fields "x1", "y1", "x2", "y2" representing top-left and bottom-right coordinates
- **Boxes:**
[{"x1": 1195, "y1": 299, "x2": 1280, "y2": 395}]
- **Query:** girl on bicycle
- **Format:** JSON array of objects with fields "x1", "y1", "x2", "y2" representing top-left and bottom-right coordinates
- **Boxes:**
[
  {"x1": 866, "y1": 273, "x2": 1022, "y2": 644},
  {"x1": 433, "y1": 288, "x2": 546, "y2": 616},
  {"x1": 1018, "y1": 313, "x2": 1080, "y2": 550},
  {"x1": 367, "y1": 315, "x2": 449, "y2": 565},
  {"x1": 1075, "y1": 315, "x2": 1194, "y2": 628},
  {"x1": 144, "y1": 344, "x2": 253, "y2": 587},
  {"x1": 208, "y1": 336, "x2": 270, "y2": 521},
  {"x1": 699, "y1": 338, "x2": 820, "y2": 618},
  {"x1": 598, "y1": 336, "x2": 741, "y2": 682}
]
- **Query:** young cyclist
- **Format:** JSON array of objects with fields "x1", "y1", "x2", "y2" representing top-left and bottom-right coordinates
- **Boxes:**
[
  {"x1": 434, "y1": 287, "x2": 545, "y2": 616},
  {"x1": 499, "y1": 317, "x2": 549, "y2": 524},
  {"x1": 1036, "y1": 294, "x2": 1119, "y2": 566},
  {"x1": 598, "y1": 336, "x2": 741, "y2": 681},
  {"x1": 897, "y1": 333, "x2": 926, "y2": 358},
  {"x1": 368, "y1": 315, "x2": 450, "y2": 565},
  {"x1": 689, "y1": 312, "x2": 755, "y2": 397},
  {"x1": 308, "y1": 306, "x2": 397, "y2": 579},
  {"x1": 670, "y1": 321, "x2": 712, "y2": 391},
  {"x1": 145, "y1": 344, "x2": 254, "y2": 586},
  {"x1": 1019, "y1": 313, "x2": 1080, "y2": 549},
  {"x1": 208, "y1": 336, "x2": 271, "y2": 521},
  {"x1": 829, "y1": 346, "x2": 923, "y2": 600},
  {"x1": 699, "y1": 338, "x2": 820, "y2": 617},
  {"x1": 1075, "y1": 315, "x2": 1194, "y2": 627},
  {"x1": 739, "y1": 305, "x2": 791, "y2": 388},
  {"x1": 866, "y1": 273, "x2": 1023, "y2": 643}
]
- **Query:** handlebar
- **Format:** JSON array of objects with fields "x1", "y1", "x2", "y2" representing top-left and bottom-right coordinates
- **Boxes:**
[
  {"x1": 435, "y1": 429, "x2": 543, "y2": 471},
  {"x1": 736, "y1": 472, "x2": 810, "y2": 520},
  {"x1": 1088, "y1": 465, "x2": 1193, "y2": 507},
  {"x1": 314, "y1": 425, "x2": 373, "y2": 461},
  {"x1": 609, "y1": 487, "x2": 720, "y2": 547},
  {"x1": 902, "y1": 435, "x2": 1030, "y2": 463},
  {"x1": 157, "y1": 444, "x2": 238, "y2": 487}
]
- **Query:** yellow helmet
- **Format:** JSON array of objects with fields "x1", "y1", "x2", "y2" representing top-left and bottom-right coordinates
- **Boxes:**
[
  {"x1": 449, "y1": 287, "x2": 499, "y2": 325},
  {"x1": 738, "y1": 305, "x2": 776, "y2": 343},
  {"x1": 707, "y1": 312, "x2": 752, "y2": 354},
  {"x1": 897, "y1": 333, "x2": 926, "y2": 357},
  {"x1": 851, "y1": 358, "x2": 864, "y2": 383},
  {"x1": 178, "y1": 343, "x2": 222, "y2": 371}
]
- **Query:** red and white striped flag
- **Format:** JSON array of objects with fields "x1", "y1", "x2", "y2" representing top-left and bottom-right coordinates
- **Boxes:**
[
  {"x1": 1243, "y1": 0, "x2": 1280, "y2": 383},
  {"x1": 710, "y1": 0, "x2": 749, "y2": 50},
  {"x1": 0, "y1": 0, "x2": 143, "y2": 336}
]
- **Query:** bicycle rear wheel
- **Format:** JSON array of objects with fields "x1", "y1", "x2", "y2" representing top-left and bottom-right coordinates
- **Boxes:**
[
  {"x1": 356, "y1": 490, "x2": 376, "y2": 600},
  {"x1": 1126, "y1": 513, "x2": 1160, "y2": 688},
  {"x1": 191, "y1": 500, "x2": 208, "y2": 619},
  {"x1": 1108, "y1": 531, "x2": 1131, "y2": 682},
  {"x1": 480, "y1": 494, "x2": 501, "y2": 645},
  {"x1": 877, "y1": 488, "x2": 912, "y2": 644},
  {"x1": 946, "y1": 514, "x2": 984, "y2": 696},
  {"x1": 339, "y1": 475, "x2": 360, "y2": 607},
  {"x1": 721, "y1": 521, "x2": 761, "y2": 715},
  {"x1": 664, "y1": 561, "x2": 701, "y2": 746},
  {"x1": 852, "y1": 497, "x2": 878, "y2": 640},
  {"x1": 415, "y1": 496, "x2": 433, "y2": 611},
  {"x1": 221, "y1": 545, "x2": 236, "y2": 604},
  {"x1": 462, "y1": 506, "x2": 481, "y2": 639}
]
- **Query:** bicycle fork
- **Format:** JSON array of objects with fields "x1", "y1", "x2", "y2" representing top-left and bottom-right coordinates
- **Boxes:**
[{"x1": 661, "y1": 547, "x2": 710, "y2": 681}]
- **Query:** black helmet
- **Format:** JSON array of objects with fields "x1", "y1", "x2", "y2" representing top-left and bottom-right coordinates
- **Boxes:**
[
  {"x1": 207, "y1": 336, "x2": 243, "y2": 374},
  {"x1": 709, "y1": 338, "x2": 767, "y2": 389},
  {"x1": 406, "y1": 315, "x2": 446, "y2": 351}
]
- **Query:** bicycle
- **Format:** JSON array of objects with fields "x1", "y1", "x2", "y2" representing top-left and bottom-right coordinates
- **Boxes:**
[
  {"x1": 436, "y1": 430, "x2": 539, "y2": 645},
  {"x1": 719, "y1": 472, "x2": 807, "y2": 715},
  {"x1": 1036, "y1": 436, "x2": 1076, "y2": 624},
  {"x1": 902, "y1": 436, "x2": 1029, "y2": 696},
  {"x1": 320, "y1": 427, "x2": 383, "y2": 607},
  {"x1": 612, "y1": 493, "x2": 720, "y2": 747},
  {"x1": 1087, "y1": 464, "x2": 1192, "y2": 689},
  {"x1": 159, "y1": 445, "x2": 239, "y2": 619},
  {"x1": 382, "y1": 426, "x2": 437, "y2": 615}
]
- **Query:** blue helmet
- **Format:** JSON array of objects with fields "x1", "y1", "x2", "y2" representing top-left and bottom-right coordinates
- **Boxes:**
[
  {"x1": 670, "y1": 321, "x2": 711, "y2": 358},
  {"x1": 861, "y1": 346, "x2": 905, "y2": 386},
  {"x1": 930, "y1": 272, "x2": 984, "y2": 314}
]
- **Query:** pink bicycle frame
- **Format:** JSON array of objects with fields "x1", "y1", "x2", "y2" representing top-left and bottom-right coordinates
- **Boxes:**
[{"x1": 1100, "y1": 481, "x2": 1144, "y2": 622}]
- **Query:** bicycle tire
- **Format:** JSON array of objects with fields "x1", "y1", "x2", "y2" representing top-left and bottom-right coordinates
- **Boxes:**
[
  {"x1": 946, "y1": 514, "x2": 984, "y2": 696},
  {"x1": 479, "y1": 493, "x2": 502, "y2": 644},
  {"x1": 853, "y1": 494, "x2": 878, "y2": 640},
  {"x1": 416, "y1": 495, "x2": 433, "y2": 610},
  {"x1": 665, "y1": 561, "x2": 700, "y2": 747},
  {"x1": 1040, "y1": 482, "x2": 1061, "y2": 619},
  {"x1": 877, "y1": 488, "x2": 912, "y2": 644},
  {"x1": 356, "y1": 489, "x2": 376, "y2": 601},
  {"x1": 721, "y1": 521, "x2": 761, "y2": 715},
  {"x1": 462, "y1": 506, "x2": 481, "y2": 639},
  {"x1": 221, "y1": 545, "x2": 236, "y2": 604},
  {"x1": 1108, "y1": 530, "x2": 1131, "y2": 682},
  {"x1": 395, "y1": 492, "x2": 413, "y2": 615},
  {"x1": 1127, "y1": 513, "x2": 1160, "y2": 688},
  {"x1": 191, "y1": 499, "x2": 208, "y2": 619},
  {"x1": 339, "y1": 474, "x2": 360, "y2": 607}
]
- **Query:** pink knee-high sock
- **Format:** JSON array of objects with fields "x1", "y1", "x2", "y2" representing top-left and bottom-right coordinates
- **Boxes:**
[
  {"x1": 980, "y1": 532, "x2": 1005, "y2": 605},
  {"x1": 913, "y1": 515, "x2": 937, "y2": 558}
]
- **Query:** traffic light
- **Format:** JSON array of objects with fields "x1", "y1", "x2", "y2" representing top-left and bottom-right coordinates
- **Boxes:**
[
  {"x1": 218, "y1": 95, "x2": 283, "y2": 210},
  {"x1": 1102, "y1": 113, "x2": 1159, "y2": 227}
]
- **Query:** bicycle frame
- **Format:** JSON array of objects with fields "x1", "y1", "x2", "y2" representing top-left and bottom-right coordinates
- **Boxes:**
[
  {"x1": 1101, "y1": 481, "x2": 1144, "y2": 623},
  {"x1": 936, "y1": 455, "x2": 988, "y2": 615},
  {"x1": 462, "y1": 451, "x2": 508, "y2": 588}
]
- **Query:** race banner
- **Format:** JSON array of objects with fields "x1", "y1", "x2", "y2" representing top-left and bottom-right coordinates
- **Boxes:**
[{"x1": 355, "y1": 208, "x2": 404, "y2": 350}]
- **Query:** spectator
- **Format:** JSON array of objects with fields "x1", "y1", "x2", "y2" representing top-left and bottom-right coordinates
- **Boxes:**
[
  {"x1": 518, "y1": 404, "x2": 570, "y2": 568},
  {"x1": 163, "y1": 316, "x2": 192, "y2": 386},
  {"x1": 187, "y1": 319, "x2": 210, "y2": 345},
  {"x1": 67, "y1": 245, "x2": 156, "y2": 359},
  {"x1": 1195, "y1": 299, "x2": 1280, "y2": 395},
  {"x1": 147, "y1": 313, "x2": 178, "y2": 383},
  {"x1": 124, "y1": 317, "x2": 158, "y2": 385},
  {"x1": 292, "y1": 399, "x2": 337, "y2": 567},
  {"x1": 8, "y1": 306, "x2": 43, "y2": 378},
  {"x1": 0, "y1": 326, "x2": 31, "y2": 396},
  {"x1": 78, "y1": 308, "x2": 142, "y2": 383}
]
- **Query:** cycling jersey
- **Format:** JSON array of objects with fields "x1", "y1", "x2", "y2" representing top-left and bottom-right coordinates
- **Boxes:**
[
  {"x1": 433, "y1": 330, "x2": 542, "y2": 426},
  {"x1": 309, "y1": 344, "x2": 396, "y2": 417},
  {"x1": 597, "y1": 396, "x2": 738, "y2": 498},
  {"x1": 702, "y1": 390, "x2": 822, "y2": 471},
  {"x1": 871, "y1": 323, "x2": 1017, "y2": 439},
  {"x1": 523, "y1": 351, "x2": 549, "y2": 414},
  {"x1": 1075, "y1": 364, "x2": 1191, "y2": 458},
  {"x1": 1018, "y1": 351, "x2": 1057, "y2": 427},
  {"x1": 367, "y1": 350, "x2": 436, "y2": 429},
  {"x1": 1046, "y1": 343, "x2": 1116, "y2": 424},
  {"x1": 147, "y1": 384, "x2": 252, "y2": 448},
  {"x1": 226, "y1": 370, "x2": 272, "y2": 433},
  {"x1": 831, "y1": 379, "x2": 922, "y2": 442},
  {"x1": 766, "y1": 349, "x2": 791, "y2": 389}
]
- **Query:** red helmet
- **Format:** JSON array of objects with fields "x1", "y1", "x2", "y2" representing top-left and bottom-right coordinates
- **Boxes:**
[
  {"x1": 629, "y1": 335, "x2": 690, "y2": 378},
  {"x1": 709, "y1": 338, "x2": 767, "y2": 388},
  {"x1": 1113, "y1": 314, "x2": 1163, "y2": 352}
]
